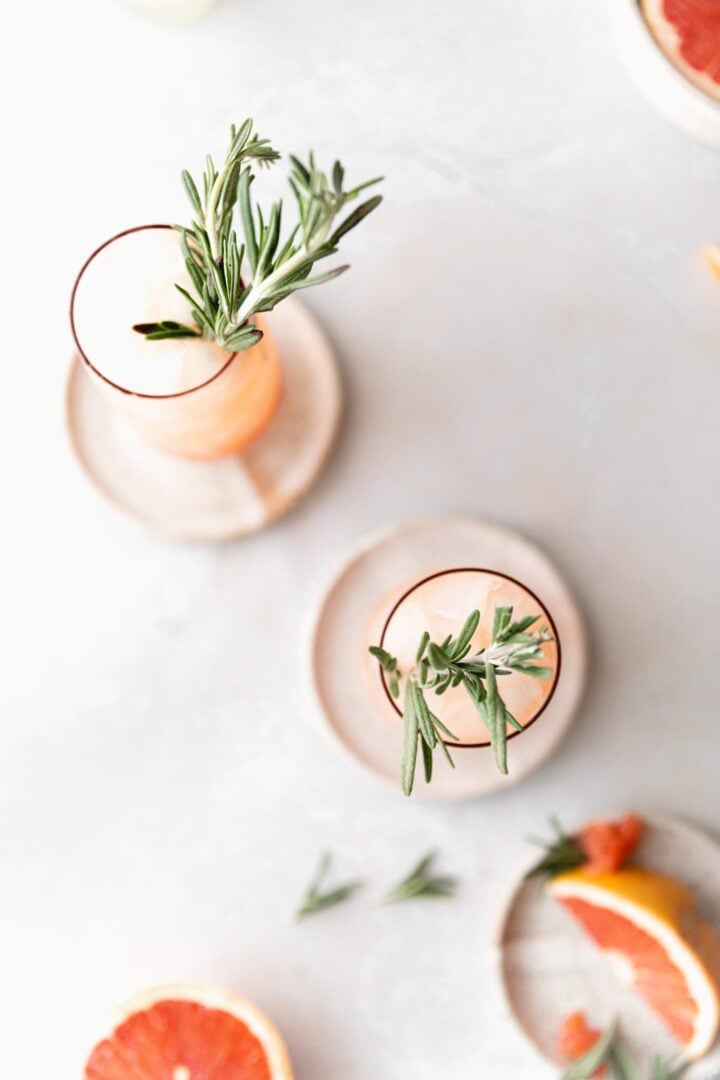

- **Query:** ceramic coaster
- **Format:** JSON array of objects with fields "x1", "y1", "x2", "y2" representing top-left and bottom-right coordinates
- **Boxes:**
[
  {"x1": 307, "y1": 517, "x2": 587, "y2": 799},
  {"x1": 66, "y1": 297, "x2": 341, "y2": 542},
  {"x1": 607, "y1": 0, "x2": 720, "y2": 148},
  {"x1": 496, "y1": 815, "x2": 720, "y2": 1076}
]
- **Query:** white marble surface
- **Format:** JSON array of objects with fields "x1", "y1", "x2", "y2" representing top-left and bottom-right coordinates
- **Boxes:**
[{"x1": 3, "y1": 1, "x2": 720, "y2": 1077}]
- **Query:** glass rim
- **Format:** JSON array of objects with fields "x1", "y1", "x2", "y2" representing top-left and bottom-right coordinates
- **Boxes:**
[
  {"x1": 69, "y1": 223, "x2": 240, "y2": 401},
  {"x1": 377, "y1": 566, "x2": 562, "y2": 749}
]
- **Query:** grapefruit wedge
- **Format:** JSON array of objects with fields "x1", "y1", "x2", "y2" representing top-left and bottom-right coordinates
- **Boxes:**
[
  {"x1": 84, "y1": 984, "x2": 294, "y2": 1080},
  {"x1": 641, "y1": 0, "x2": 720, "y2": 103},
  {"x1": 549, "y1": 868, "x2": 720, "y2": 1060},
  {"x1": 702, "y1": 244, "x2": 720, "y2": 279}
]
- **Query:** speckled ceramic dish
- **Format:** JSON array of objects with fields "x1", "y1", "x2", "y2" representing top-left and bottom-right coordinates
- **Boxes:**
[
  {"x1": 67, "y1": 297, "x2": 341, "y2": 542},
  {"x1": 307, "y1": 517, "x2": 587, "y2": 799},
  {"x1": 496, "y1": 815, "x2": 720, "y2": 1077}
]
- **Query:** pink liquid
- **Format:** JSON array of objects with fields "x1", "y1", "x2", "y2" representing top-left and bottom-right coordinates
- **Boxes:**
[{"x1": 372, "y1": 568, "x2": 558, "y2": 746}]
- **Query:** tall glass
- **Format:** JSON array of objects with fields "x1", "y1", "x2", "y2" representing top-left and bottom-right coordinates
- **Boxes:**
[{"x1": 70, "y1": 225, "x2": 283, "y2": 460}]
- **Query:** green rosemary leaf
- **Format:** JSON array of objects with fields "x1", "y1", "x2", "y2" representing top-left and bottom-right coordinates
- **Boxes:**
[
  {"x1": 255, "y1": 200, "x2": 282, "y2": 280},
  {"x1": 181, "y1": 169, "x2": 203, "y2": 216},
  {"x1": 492, "y1": 606, "x2": 513, "y2": 642},
  {"x1": 507, "y1": 663, "x2": 553, "y2": 679},
  {"x1": 289, "y1": 153, "x2": 311, "y2": 187},
  {"x1": 228, "y1": 117, "x2": 253, "y2": 158},
  {"x1": 329, "y1": 194, "x2": 383, "y2": 245},
  {"x1": 132, "y1": 320, "x2": 200, "y2": 339},
  {"x1": 174, "y1": 285, "x2": 212, "y2": 332},
  {"x1": 238, "y1": 167, "x2": 258, "y2": 275},
  {"x1": 401, "y1": 679, "x2": 419, "y2": 797},
  {"x1": 222, "y1": 327, "x2": 263, "y2": 353},
  {"x1": 295, "y1": 852, "x2": 362, "y2": 920},
  {"x1": 412, "y1": 684, "x2": 436, "y2": 749},
  {"x1": 452, "y1": 609, "x2": 480, "y2": 659},
  {"x1": 421, "y1": 736, "x2": 433, "y2": 784},
  {"x1": 650, "y1": 1056, "x2": 686, "y2": 1080},
  {"x1": 561, "y1": 1022, "x2": 617, "y2": 1080},
  {"x1": 275, "y1": 224, "x2": 300, "y2": 267},
  {"x1": 501, "y1": 614, "x2": 541, "y2": 641},
  {"x1": 430, "y1": 713, "x2": 458, "y2": 742},
  {"x1": 368, "y1": 645, "x2": 397, "y2": 672},
  {"x1": 280, "y1": 265, "x2": 350, "y2": 291},
  {"x1": 332, "y1": 159, "x2": 344, "y2": 194},
  {"x1": 344, "y1": 175, "x2": 384, "y2": 200},
  {"x1": 435, "y1": 733, "x2": 456, "y2": 769},
  {"x1": 381, "y1": 852, "x2": 457, "y2": 904},
  {"x1": 434, "y1": 673, "x2": 452, "y2": 695},
  {"x1": 609, "y1": 1042, "x2": 644, "y2": 1080},
  {"x1": 184, "y1": 255, "x2": 206, "y2": 296},
  {"x1": 504, "y1": 706, "x2": 523, "y2": 733},
  {"x1": 524, "y1": 818, "x2": 586, "y2": 879},
  {"x1": 427, "y1": 643, "x2": 450, "y2": 671},
  {"x1": 416, "y1": 631, "x2": 430, "y2": 664},
  {"x1": 484, "y1": 664, "x2": 508, "y2": 774}
]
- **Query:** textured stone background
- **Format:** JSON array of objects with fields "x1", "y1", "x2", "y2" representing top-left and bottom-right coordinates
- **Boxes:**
[{"x1": 3, "y1": 0, "x2": 720, "y2": 1076}]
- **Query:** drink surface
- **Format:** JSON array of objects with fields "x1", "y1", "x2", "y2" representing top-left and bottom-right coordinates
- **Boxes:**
[
  {"x1": 380, "y1": 569, "x2": 558, "y2": 745},
  {"x1": 73, "y1": 227, "x2": 231, "y2": 396}
]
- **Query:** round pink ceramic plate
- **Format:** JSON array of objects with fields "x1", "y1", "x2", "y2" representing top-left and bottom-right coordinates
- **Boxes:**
[
  {"x1": 307, "y1": 517, "x2": 587, "y2": 799},
  {"x1": 496, "y1": 814, "x2": 720, "y2": 1076},
  {"x1": 67, "y1": 297, "x2": 341, "y2": 542}
]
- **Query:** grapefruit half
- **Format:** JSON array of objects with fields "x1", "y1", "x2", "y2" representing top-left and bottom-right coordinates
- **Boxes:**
[
  {"x1": 641, "y1": 0, "x2": 720, "y2": 103},
  {"x1": 549, "y1": 868, "x2": 720, "y2": 1060},
  {"x1": 84, "y1": 984, "x2": 294, "y2": 1080}
]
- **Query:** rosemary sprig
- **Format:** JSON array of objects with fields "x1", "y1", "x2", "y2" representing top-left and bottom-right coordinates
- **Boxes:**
[
  {"x1": 561, "y1": 1022, "x2": 686, "y2": 1079},
  {"x1": 525, "y1": 817, "x2": 587, "y2": 880},
  {"x1": 381, "y1": 852, "x2": 457, "y2": 904},
  {"x1": 370, "y1": 605, "x2": 553, "y2": 796},
  {"x1": 133, "y1": 118, "x2": 382, "y2": 351},
  {"x1": 295, "y1": 852, "x2": 362, "y2": 920},
  {"x1": 562, "y1": 1021, "x2": 618, "y2": 1080}
]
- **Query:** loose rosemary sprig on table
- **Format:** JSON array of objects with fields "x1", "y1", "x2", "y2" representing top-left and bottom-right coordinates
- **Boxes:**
[
  {"x1": 561, "y1": 1021, "x2": 686, "y2": 1080},
  {"x1": 381, "y1": 852, "x2": 457, "y2": 904},
  {"x1": 295, "y1": 852, "x2": 362, "y2": 920},
  {"x1": 133, "y1": 118, "x2": 382, "y2": 350},
  {"x1": 370, "y1": 605, "x2": 553, "y2": 796}
]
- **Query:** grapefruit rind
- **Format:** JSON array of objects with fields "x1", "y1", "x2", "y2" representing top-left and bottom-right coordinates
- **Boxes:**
[
  {"x1": 640, "y1": 0, "x2": 720, "y2": 104},
  {"x1": 549, "y1": 871, "x2": 720, "y2": 1060},
  {"x1": 86, "y1": 983, "x2": 294, "y2": 1080},
  {"x1": 702, "y1": 245, "x2": 720, "y2": 280}
]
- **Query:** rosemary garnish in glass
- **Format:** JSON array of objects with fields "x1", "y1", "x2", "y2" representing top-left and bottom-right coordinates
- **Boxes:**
[
  {"x1": 370, "y1": 605, "x2": 553, "y2": 796},
  {"x1": 133, "y1": 118, "x2": 382, "y2": 351}
]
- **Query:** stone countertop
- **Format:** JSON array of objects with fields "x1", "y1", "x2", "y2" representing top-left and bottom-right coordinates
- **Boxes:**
[{"x1": 2, "y1": 0, "x2": 720, "y2": 1076}]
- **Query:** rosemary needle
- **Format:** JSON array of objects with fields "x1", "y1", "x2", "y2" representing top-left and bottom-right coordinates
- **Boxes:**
[
  {"x1": 380, "y1": 852, "x2": 457, "y2": 905},
  {"x1": 295, "y1": 853, "x2": 362, "y2": 921}
]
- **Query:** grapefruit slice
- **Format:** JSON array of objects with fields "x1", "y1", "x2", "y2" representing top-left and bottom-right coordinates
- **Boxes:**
[
  {"x1": 84, "y1": 984, "x2": 294, "y2": 1080},
  {"x1": 702, "y1": 244, "x2": 720, "y2": 279},
  {"x1": 580, "y1": 812, "x2": 643, "y2": 874},
  {"x1": 549, "y1": 868, "x2": 720, "y2": 1060},
  {"x1": 641, "y1": 0, "x2": 720, "y2": 103}
]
